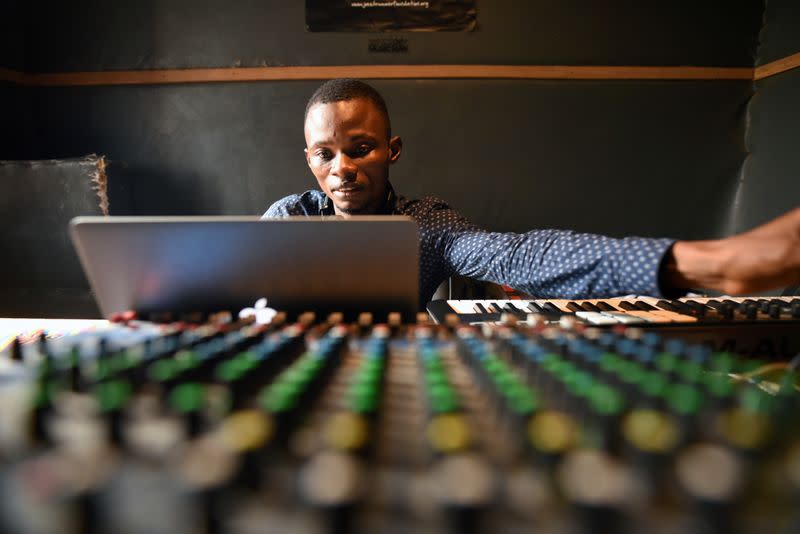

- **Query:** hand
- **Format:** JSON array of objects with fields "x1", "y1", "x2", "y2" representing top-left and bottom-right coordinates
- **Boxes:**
[{"x1": 663, "y1": 207, "x2": 800, "y2": 294}]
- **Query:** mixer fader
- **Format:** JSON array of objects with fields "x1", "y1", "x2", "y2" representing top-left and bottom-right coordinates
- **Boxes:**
[{"x1": 0, "y1": 311, "x2": 798, "y2": 533}]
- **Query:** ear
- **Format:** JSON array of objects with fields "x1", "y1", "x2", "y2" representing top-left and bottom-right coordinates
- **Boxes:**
[
  {"x1": 304, "y1": 147, "x2": 311, "y2": 168},
  {"x1": 388, "y1": 136, "x2": 403, "y2": 164}
]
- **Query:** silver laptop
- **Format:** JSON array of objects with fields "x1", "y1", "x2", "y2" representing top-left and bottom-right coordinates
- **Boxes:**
[{"x1": 69, "y1": 216, "x2": 419, "y2": 319}]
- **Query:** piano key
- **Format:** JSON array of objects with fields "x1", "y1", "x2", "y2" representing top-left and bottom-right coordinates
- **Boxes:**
[
  {"x1": 683, "y1": 300, "x2": 709, "y2": 318},
  {"x1": 656, "y1": 300, "x2": 680, "y2": 312},
  {"x1": 646, "y1": 308, "x2": 697, "y2": 323},
  {"x1": 769, "y1": 298, "x2": 792, "y2": 310},
  {"x1": 600, "y1": 312, "x2": 649, "y2": 324},
  {"x1": 503, "y1": 303, "x2": 527, "y2": 316},
  {"x1": 446, "y1": 301, "x2": 480, "y2": 314},
  {"x1": 527, "y1": 301, "x2": 544, "y2": 313},
  {"x1": 575, "y1": 311, "x2": 619, "y2": 325},
  {"x1": 596, "y1": 301, "x2": 618, "y2": 312},
  {"x1": 542, "y1": 302, "x2": 564, "y2": 316},
  {"x1": 617, "y1": 310, "x2": 673, "y2": 323},
  {"x1": 706, "y1": 300, "x2": 734, "y2": 320},
  {"x1": 671, "y1": 300, "x2": 705, "y2": 318},
  {"x1": 580, "y1": 302, "x2": 602, "y2": 313},
  {"x1": 633, "y1": 300, "x2": 658, "y2": 311},
  {"x1": 566, "y1": 302, "x2": 584, "y2": 312}
]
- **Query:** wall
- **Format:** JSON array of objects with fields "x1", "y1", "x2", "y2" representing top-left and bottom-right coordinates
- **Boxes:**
[
  {"x1": 19, "y1": 0, "x2": 762, "y2": 240},
  {"x1": 0, "y1": 0, "x2": 28, "y2": 159},
  {"x1": 735, "y1": 0, "x2": 800, "y2": 232},
  {"x1": 24, "y1": 1, "x2": 760, "y2": 70}
]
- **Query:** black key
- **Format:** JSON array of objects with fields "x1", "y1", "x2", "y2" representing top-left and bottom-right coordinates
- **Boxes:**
[
  {"x1": 706, "y1": 300, "x2": 734, "y2": 320},
  {"x1": 791, "y1": 300, "x2": 800, "y2": 319},
  {"x1": 736, "y1": 299, "x2": 761, "y2": 319},
  {"x1": 656, "y1": 300, "x2": 679, "y2": 312},
  {"x1": 634, "y1": 300, "x2": 657, "y2": 311},
  {"x1": 596, "y1": 301, "x2": 618, "y2": 312},
  {"x1": 508, "y1": 302, "x2": 528, "y2": 314},
  {"x1": 743, "y1": 304, "x2": 758, "y2": 320},
  {"x1": 475, "y1": 302, "x2": 489, "y2": 314},
  {"x1": 542, "y1": 302, "x2": 563, "y2": 315},
  {"x1": 768, "y1": 303, "x2": 781, "y2": 319},
  {"x1": 722, "y1": 299, "x2": 748, "y2": 313},
  {"x1": 566, "y1": 302, "x2": 584, "y2": 312},
  {"x1": 757, "y1": 299, "x2": 771, "y2": 313},
  {"x1": 670, "y1": 300, "x2": 701, "y2": 317},
  {"x1": 527, "y1": 301, "x2": 544, "y2": 313},
  {"x1": 580, "y1": 302, "x2": 602, "y2": 313},
  {"x1": 618, "y1": 301, "x2": 638, "y2": 311},
  {"x1": 504, "y1": 303, "x2": 526, "y2": 316},
  {"x1": 769, "y1": 298, "x2": 791, "y2": 310},
  {"x1": 683, "y1": 300, "x2": 708, "y2": 318}
]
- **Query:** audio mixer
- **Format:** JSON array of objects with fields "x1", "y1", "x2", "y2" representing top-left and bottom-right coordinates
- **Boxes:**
[{"x1": 0, "y1": 311, "x2": 798, "y2": 533}]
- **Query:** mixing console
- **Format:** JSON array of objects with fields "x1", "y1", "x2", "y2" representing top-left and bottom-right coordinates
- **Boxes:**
[{"x1": 0, "y1": 312, "x2": 798, "y2": 534}]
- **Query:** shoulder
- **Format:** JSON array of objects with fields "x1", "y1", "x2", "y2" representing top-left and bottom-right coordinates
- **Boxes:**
[
  {"x1": 397, "y1": 195, "x2": 456, "y2": 216},
  {"x1": 262, "y1": 190, "x2": 327, "y2": 217},
  {"x1": 397, "y1": 195, "x2": 476, "y2": 229}
]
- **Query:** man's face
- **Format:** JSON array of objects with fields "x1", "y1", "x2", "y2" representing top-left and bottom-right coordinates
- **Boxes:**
[{"x1": 304, "y1": 98, "x2": 402, "y2": 216}]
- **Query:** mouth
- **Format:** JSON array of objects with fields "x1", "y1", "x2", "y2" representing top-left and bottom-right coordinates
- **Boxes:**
[{"x1": 333, "y1": 185, "x2": 365, "y2": 199}]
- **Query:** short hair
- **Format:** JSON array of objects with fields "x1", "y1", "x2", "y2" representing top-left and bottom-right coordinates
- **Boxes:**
[{"x1": 305, "y1": 78, "x2": 392, "y2": 137}]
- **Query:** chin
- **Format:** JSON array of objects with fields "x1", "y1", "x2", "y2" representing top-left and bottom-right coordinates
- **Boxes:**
[{"x1": 337, "y1": 205, "x2": 367, "y2": 215}]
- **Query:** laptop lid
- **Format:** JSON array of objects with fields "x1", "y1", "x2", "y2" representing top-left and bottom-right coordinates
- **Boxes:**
[{"x1": 69, "y1": 216, "x2": 419, "y2": 319}]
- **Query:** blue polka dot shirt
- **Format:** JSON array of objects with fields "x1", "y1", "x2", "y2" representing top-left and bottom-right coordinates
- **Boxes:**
[{"x1": 263, "y1": 186, "x2": 676, "y2": 307}]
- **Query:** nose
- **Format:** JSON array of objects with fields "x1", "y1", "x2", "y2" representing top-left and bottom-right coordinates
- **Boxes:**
[{"x1": 331, "y1": 152, "x2": 357, "y2": 181}]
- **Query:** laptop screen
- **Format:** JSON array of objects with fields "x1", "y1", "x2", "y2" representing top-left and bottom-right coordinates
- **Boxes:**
[{"x1": 70, "y1": 216, "x2": 419, "y2": 320}]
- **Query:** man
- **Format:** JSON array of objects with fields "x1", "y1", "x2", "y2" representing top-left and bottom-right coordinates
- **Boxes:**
[{"x1": 264, "y1": 78, "x2": 800, "y2": 307}]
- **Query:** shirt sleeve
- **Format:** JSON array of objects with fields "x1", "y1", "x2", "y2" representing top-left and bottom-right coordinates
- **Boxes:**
[
  {"x1": 262, "y1": 196, "x2": 297, "y2": 218},
  {"x1": 423, "y1": 200, "x2": 676, "y2": 299},
  {"x1": 262, "y1": 193, "x2": 324, "y2": 218}
]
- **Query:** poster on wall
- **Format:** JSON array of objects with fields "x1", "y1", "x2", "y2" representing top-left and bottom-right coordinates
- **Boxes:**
[{"x1": 306, "y1": 0, "x2": 477, "y2": 32}]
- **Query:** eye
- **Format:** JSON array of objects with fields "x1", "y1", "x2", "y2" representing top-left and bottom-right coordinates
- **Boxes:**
[
  {"x1": 351, "y1": 143, "x2": 373, "y2": 158},
  {"x1": 314, "y1": 149, "x2": 333, "y2": 162}
]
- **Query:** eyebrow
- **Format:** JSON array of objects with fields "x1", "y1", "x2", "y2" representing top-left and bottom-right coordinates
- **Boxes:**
[{"x1": 308, "y1": 133, "x2": 378, "y2": 148}]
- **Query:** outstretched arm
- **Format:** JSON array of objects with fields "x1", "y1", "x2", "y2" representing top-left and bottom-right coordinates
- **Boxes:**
[{"x1": 662, "y1": 207, "x2": 800, "y2": 295}]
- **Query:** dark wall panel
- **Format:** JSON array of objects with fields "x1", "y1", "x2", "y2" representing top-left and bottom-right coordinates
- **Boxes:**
[
  {"x1": 742, "y1": 71, "x2": 800, "y2": 229},
  {"x1": 1, "y1": 0, "x2": 28, "y2": 160},
  {"x1": 31, "y1": 79, "x2": 749, "y2": 240},
  {"x1": 735, "y1": 0, "x2": 800, "y2": 233},
  {"x1": 755, "y1": 0, "x2": 800, "y2": 64},
  {"x1": 0, "y1": 0, "x2": 26, "y2": 70},
  {"x1": 26, "y1": 0, "x2": 762, "y2": 71},
  {"x1": 0, "y1": 82, "x2": 29, "y2": 160},
  {"x1": 1, "y1": 82, "x2": 16, "y2": 159}
]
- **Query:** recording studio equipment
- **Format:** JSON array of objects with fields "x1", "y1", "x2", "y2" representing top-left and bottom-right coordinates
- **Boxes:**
[
  {"x1": 69, "y1": 216, "x2": 420, "y2": 318},
  {"x1": 428, "y1": 296, "x2": 800, "y2": 358},
  {"x1": 1, "y1": 311, "x2": 798, "y2": 534}
]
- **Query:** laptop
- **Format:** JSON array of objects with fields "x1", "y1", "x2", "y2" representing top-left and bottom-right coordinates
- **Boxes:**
[{"x1": 69, "y1": 216, "x2": 419, "y2": 320}]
